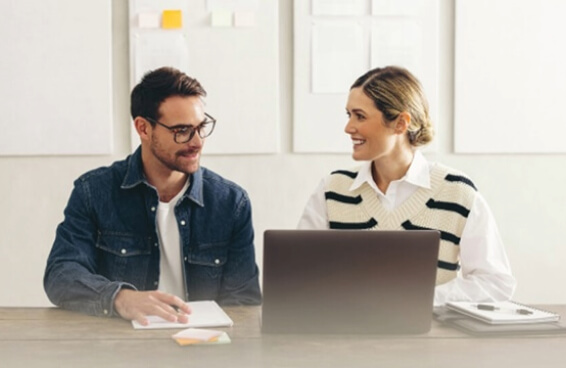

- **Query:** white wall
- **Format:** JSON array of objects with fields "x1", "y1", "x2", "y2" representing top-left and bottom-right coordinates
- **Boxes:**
[{"x1": 1, "y1": 0, "x2": 565, "y2": 307}]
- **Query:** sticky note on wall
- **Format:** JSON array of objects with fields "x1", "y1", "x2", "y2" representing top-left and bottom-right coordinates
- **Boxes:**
[
  {"x1": 211, "y1": 10, "x2": 232, "y2": 27},
  {"x1": 138, "y1": 12, "x2": 160, "y2": 28},
  {"x1": 162, "y1": 10, "x2": 182, "y2": 29},
  {"x1": 234, "y1": 11, "x2": 255, "y2": 27}
]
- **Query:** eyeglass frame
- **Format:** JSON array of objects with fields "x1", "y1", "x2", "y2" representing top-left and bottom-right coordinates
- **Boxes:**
[{"x1": 144, "y1": 113, "x2": 216, "y2": 144}]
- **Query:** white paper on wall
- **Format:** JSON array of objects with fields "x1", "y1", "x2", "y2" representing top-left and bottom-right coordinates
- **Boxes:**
[
  {"x1": 129, "y1": 0, "x2": 280, "y2": 154},
  {"x1": 371, "y1": 0, "x2": 422, "y2": 16},
  {"x1": 294, "y1": 0, "x2": 439, "y2": 153},
  {"x1": 311, "y1": 0, "x2": 367, "y2": 15},
  {"x1": 0, "y1": 0, "x2": 112, "y2": 156},
  {"x1": 370, "y1": 19, "x2": 423, "y2": 78},
  {"x1": 311, "y1": 21, "x2": 366, "y2": 94},
  {"x1": 454, "y1": 0, "x2": 566, "y2": 153},
  {"x1": 132, "y1": 32, "x2": 190, "y2": 89},
  {"x1": 206, "y1": 0, "x2": 259, "y2": 12}
]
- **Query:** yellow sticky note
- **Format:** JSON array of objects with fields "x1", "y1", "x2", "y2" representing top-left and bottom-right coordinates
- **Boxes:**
[{"x1": 162, "y1": 10, "x2": 182, "y2": 29}]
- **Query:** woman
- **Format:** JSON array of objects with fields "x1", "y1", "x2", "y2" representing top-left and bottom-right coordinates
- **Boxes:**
[{"x1": 297, "y1": 66, "x2": 516, "y2": 305}]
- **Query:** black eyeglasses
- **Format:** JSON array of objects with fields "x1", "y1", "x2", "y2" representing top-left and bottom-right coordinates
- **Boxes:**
[{"x1": 145, "y1": 113, "x2": 216, "y2": 144}]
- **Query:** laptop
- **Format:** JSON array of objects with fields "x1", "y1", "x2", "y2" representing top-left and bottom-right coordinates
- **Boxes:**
[{"x1": 261, "y1": 229, "x2": 440, "y2": 334}]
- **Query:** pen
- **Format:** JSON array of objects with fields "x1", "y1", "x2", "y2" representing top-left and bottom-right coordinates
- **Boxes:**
[{"x1": 476, "y1": 304, "x2": 533, "y2": 315}]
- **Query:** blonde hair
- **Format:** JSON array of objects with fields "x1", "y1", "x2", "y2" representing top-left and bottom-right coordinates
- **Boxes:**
[{"x1": 351, "y1": 66, "x2": 434, "y2": 146}]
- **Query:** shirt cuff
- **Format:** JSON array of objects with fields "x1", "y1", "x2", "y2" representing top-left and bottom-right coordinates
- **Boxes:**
[{"x1": 104, "y1": 282, "x2": 137, "y2": 318}]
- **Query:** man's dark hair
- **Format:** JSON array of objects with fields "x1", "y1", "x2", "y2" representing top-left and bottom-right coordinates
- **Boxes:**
[{"x1": 130, "y1": 67, "x2": 207, "y2": 120}]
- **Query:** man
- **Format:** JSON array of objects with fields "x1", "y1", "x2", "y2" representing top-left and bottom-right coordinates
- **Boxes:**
[{"x1": 44, "y1": 67, "x2": 262, "y2": 325}]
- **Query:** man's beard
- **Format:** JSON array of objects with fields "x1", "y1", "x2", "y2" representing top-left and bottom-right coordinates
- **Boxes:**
[{"x1": 150, "y1": 137, "x2": 200, "y2": 175}]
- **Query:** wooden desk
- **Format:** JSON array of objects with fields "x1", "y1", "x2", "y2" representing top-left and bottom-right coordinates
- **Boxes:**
[{"x1": 1, "y1": 305, "x2": 565, "y2": 367}]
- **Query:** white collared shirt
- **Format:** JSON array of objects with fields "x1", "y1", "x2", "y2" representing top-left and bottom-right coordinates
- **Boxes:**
[{"x1": 297, "y1": 151, "x2": 516, "y2": 306}]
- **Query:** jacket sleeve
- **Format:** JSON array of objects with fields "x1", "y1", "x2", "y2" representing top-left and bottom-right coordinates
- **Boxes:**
[
  {"x1": 43, "y1": 179, "x2": 135, "y2": 317},
  {"x1": 216, "y1": 192, "x2": 262, "y2": 305}
]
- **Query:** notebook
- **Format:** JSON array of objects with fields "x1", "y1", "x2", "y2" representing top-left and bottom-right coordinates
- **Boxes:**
[
  {"x1": 261, "y1": 229, "x2": 441, "y2": 334},
  {"x1": 445, "y1": 301, "x2": 560, "y2": 324},
  {"x1": 131, "y1": 300, "x2": 233, "y2": 330},
  {"x1": 434, "y1": 306, "x2": 566, "y2": 336}
]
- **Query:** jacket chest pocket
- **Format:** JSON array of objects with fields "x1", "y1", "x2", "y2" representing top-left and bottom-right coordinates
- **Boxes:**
[
  {"x1": 95, "y1": 231, "x2": 152, "y2": 284},
  {"x1": 187, "y1": 242, "x2": 228, "y2": 280}
]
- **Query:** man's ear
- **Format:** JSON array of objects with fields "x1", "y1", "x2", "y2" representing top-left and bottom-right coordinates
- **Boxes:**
[
  {"x1": 134, "y1": 117, "x2": 151, "y2": 141},
  {"x1": 394, "y1": 112, "x2": 411, "y2": 135}
]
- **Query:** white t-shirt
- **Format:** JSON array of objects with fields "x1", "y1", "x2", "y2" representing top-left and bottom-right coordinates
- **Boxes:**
[{"x1": 156, "y1": 179, "x2": 190, "y2": 300}]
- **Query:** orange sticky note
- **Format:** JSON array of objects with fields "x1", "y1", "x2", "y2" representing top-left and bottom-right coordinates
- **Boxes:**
[
  {"x1": 174, "y1": 337, "x2": 219, "y2": 346},
  {"x1": 162, "y1": 10, "x2": 182, "y2": 29}
]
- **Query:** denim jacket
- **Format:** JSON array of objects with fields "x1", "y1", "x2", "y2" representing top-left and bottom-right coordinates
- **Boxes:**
[{"x1": 44, "y1": 147, "x2": 262, "y2": 317}]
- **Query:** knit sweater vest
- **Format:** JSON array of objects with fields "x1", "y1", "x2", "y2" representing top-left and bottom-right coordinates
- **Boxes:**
[{"x1": 325, "y1": 164, "x2": 477, "y2": 285}]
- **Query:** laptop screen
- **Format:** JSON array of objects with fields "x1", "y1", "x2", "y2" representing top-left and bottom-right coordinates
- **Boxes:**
[{"x1": 261, "y1": 229, "x2": 440, "y2": 334}]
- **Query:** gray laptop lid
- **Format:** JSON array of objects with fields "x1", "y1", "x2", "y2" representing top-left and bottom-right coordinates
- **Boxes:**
[{"x1": 261, "y1": 229, "x2": 440, "y2": 334}]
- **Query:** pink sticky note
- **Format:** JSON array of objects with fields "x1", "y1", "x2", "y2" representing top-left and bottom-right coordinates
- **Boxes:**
[
  {"x1": 234, "y1": 11, "x2": 255, "y2": 27},
  {"x1": 137, "y1": 12, "x2": 160, "y2": 28}
]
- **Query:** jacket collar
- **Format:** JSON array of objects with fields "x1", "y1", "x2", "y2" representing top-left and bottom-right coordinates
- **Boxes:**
[{"x1": 121, "y1": 146, "x2": 205, "y2": 207}]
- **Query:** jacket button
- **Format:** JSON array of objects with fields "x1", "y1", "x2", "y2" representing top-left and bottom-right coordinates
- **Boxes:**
[
  {"x1": 184, "y1": 257, "x2": 188, "y2": 262},
  {"x1": 214, "y1": 259, "x2": 220, "y2": 265},
  {"x1": 151, "y1": 206, "x2": 156, "y2": 212},
  {"x1": 121, "y1": 249, "x2": 127, "y2": 254},
  {"x1": 180, "y1": 220, "x2": 186, "y2": 226}
]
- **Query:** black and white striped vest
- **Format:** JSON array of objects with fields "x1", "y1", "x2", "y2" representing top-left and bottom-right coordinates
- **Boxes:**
[{"x1": 325, "y1": 164, "x2": 477, "y2": 285}]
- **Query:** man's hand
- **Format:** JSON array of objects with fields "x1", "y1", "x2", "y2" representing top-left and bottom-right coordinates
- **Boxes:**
[{"x1": 114, "y1": 289, "x2": 191, "y2": 326}]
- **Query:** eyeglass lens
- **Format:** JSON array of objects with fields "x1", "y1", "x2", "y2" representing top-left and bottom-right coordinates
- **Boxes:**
[{"x1": 174, "y1": 121, "x2": 215, "y2": 143}]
